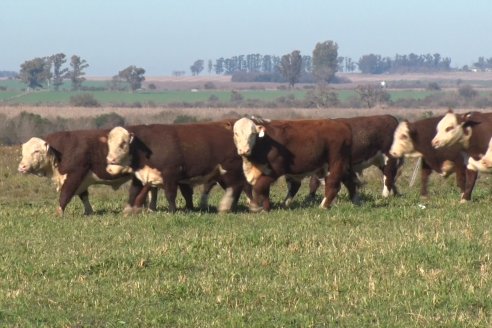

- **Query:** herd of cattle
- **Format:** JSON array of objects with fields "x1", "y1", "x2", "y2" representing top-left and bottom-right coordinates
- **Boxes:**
[{"x1": 16, "y1": 110, "x2": 492, "y2": 216}]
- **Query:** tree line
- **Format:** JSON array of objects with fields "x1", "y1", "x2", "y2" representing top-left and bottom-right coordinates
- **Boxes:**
[{"x1": 18, "y1": 54, "x2": 146, "y2": 92}]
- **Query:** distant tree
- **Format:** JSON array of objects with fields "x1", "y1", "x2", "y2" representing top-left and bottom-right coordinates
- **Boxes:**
[
  {"x1": 312, "y1": 40, "x2": 339, "y2": 84},
  {"x1": 357, "y1": 54, "x2": 390, "y2": 74},
  {"x1": 190, "y1": 59, "x2": 204, "y2": 76},
  {"x1": 19, "y1": 57, "x2": 52, "y2": 89},
  {"x1": 118, "y1": 65, "x2": 146, "y2": 92},
  {"x1": 172, "y1": 70, "x2": 186, "y2": 77},
  {"x1": 458, "y1": 84, "x2": 478, "y2": 100},
  {"x1": 355, "y1": 84, "x2": 390, "y2": 108},
  {"x1": 50, "y1": 53, "x2": 68, "y2": 90},
  {"x1": 279, "y1": 50, "x2": 302, "y2": 88},
  {"x1": 68, "y1": 55, "x2": 89, "y2": 90},
  {"x1": 207, "y1": 59, "x2": 213, "y2": 74},
  {"x1": 214, "y1": 58, "x2": 225, "y2": 75}
]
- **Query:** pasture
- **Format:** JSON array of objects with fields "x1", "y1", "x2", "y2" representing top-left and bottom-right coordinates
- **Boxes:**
[{"x1": 1, "y1": 144, "x2": 492, "y2": 326}]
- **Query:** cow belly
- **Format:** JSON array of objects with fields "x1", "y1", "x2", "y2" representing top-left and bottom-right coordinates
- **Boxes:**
[
  {"x1": 179, "y1": 164, "x2": 226, "y2": 186},
  {"x1": 353, "y1": 152, "x2": 384, "y2": 173},
  {"x1": 75, "y1": 171, "x2": 128, "y2": 194},
  {"x1": 135, "y1": 166, "x2": 164, "y2": 186}
]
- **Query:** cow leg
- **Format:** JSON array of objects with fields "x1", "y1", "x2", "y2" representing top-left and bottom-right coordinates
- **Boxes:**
[
  {"x1": 58, "y1": 171, "x2": 88, "y2": 216},
  {"x1": 321, "y1": 161, "x2": 345, "y2": 209},
  {"x1": 342, "y1": 169, "x2": 361, "y2": 205},
  {"x1": 199, "y1": 181, "x2": 219, "y2": 210},
  {"x1": 78, "y1": 190, "x2": 94, "y2": 215},
  {"x1": 163, "y1": 181, "x2": 179, "y2": 212},
  {"x1": 148, "y1": 187, "x2": 158, "y2": 212},
  {"x1": 251, "y1": 175, "x2": 275, "y2": 212},
  {"x1": 283, "y1": 176, "x2": 301, "y2": 208},
  {"x1": 131, "y1": 184, "x2": 153, "y2": 214},
  {"x1": 461, "y1": 169, "x2": 478, "y2": 203},
  {"x1": 307, "y1": 176, "x2": 321, "y2": 201},
  {"x1": 420, "y1": 162, "x2": 432, "y2": 198},
  {"x1": 126, "y1": 177, "x2": 145, "y2": 214},
  {"x1": 178, "y1": 184, "x2": 194, "y2": 210},
  {"x1": 381, "y1": 156, "x2": 400, "y2": 197},
  {"x1": 454, "y1": 159, "x2": 466, "y2": 194}
]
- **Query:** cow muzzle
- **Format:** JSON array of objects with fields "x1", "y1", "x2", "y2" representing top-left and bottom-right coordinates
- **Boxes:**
[
  {"x1": 18, "y1": 163, "x2": 29, "y2": 174},
  {"x1": 431, "y1": 138, "x2": 443, "y2": 149}
]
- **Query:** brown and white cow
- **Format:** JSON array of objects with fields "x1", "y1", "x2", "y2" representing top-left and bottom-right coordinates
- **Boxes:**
[
  {"x1": 233, "y1": 117, "x2": 358, "y2": 212},
  {"x1": 105, "y1": 121, "x2": 251, "y2": 213},
  {"x1": 432, "y1": 110, "x2": 492, "y2": 201},
  {"x1": 306, "y1": 115, "x2": 403, "y2": 202},
  {"x1": 18, "y1": 130, "x2": 157, "y2": 215},
  {"x1": 389, "y1": 116, "x2": 467, "y2": 198}
]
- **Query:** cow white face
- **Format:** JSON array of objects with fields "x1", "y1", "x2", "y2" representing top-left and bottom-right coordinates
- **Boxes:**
[
  {"x1": 432, "y1": 112, "x2": 464, "y2": 149},
  {"x1": 106, "y1": 127, "x2": 133, "y2": 173},
  {"x1": 233, "y1": 118, "x2": 265, "y2": 156},
  {"x1": 389, "y1": 122, "x2": 418, "y2": 158},
  {"x1": 18, "y1": 137, "x2": 51, "y2": 175}
]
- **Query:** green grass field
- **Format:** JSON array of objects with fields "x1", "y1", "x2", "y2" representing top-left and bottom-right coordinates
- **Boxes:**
[
  {"x1": 0, "y1": 79, "x2": 438, "y2": 106},
  {"x1": 1, "y1": 145, "x2": 492, "y2": 326}
]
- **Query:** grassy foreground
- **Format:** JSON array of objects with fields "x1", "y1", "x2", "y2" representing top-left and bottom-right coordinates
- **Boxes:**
[{"x1": 1, "y1": 145, "x2": 492, "y2": 327}]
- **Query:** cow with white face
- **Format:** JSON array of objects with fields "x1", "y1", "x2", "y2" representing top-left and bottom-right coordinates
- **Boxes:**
[
  {"x1": 19, "y1": 137, "x2": 54, "y2": 177},
  {"x1": 389, "y1": 116, "x2": 467, "y2": 199},
  {"x1": 18, "y1": 130, "x2": 149, "y2": 216},
  {"x1": 106, "y1": 122, "x2": 252, "y2": 213},
  {"x1": 432, "y1": 110, "x2": 492, "y2": 202},
  {"x1": 233, "y1": 117, "x2": 357, "y2": 212}
]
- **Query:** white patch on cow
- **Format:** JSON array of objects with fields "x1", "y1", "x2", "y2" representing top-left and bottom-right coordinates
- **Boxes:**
[
  {"x1": 52, "y1": 168, "x2": 67, "y2": 192},
  {"x1": 106, "y1": 164, "x2": 133, "y2": 176},
  {"x1": 479, "y1": 137, "x2": 492, "y2": 171},
  {"x1": 218, "y1": 187, "x2": 234, "y2": 213},
  {"x1": 382, "y1": 175, "x2": 390, "y2": 198},
  {"x1": 107, "y1": 126, "x2": 133, "y2": 167},
  {"x1": 242, "y1": 158, "x2": 270, "y2": 185},
  {"x1": 319, "y1": 197, "x2": 328, "y2": 208},
  {"x1": 440, "y1": 160, "x2": 455, "y2": 177},
  {"x1": 432, "y1": 112, "x2": 472, "y2": 149},
  {"x1": 135, "y1": 166, "x2": 164, "y2": 186},
  {"x1": 467, "y1": 155, "x2": 492, "y2": 173},
  {"x1": 389, "y1": 122, "x2": 422, "y2": 158},
  {"x1": 233, "y1": 117, "x2": 265, "y2": 156}
]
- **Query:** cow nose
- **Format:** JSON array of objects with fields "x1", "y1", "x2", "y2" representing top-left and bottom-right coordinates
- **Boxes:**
[
  {"x1": 106, "y1": 156, "x2": 115, "y2": 164},
  {"x1": 390, "y1": 151, "x2": 398, "y2": 158},
  {"x1": 431, "y1": 139, "x2": 440, "y2": 148}
]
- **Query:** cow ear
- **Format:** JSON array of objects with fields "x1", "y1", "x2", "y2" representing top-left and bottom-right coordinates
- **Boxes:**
[
  {"x1": 44, "y1": 142, "x2": 50, "y2": 152},
  {"x1": 463, "y1": 112, "x2": 481, "y2": 127},
  {"x1": 223, "y1": 121, "x2": 233, "y2": 130},
  {"x1": 257, "y1": 125, "x2": 266, "y2": 138},
  {"x1": 447, "y1": 108, "x2": 454, "y2": 114},
  {"x1": 98, "y1": 136, "x2": 108, "y2": 143},
  {"x1": 129, "y1": 132, "x2": 134, "y2": 144}
]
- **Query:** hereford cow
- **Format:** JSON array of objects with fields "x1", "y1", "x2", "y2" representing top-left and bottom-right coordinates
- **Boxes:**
[
  {"x1": 306, "y1": 115, "x2": 403, "y2": 202},
  {"x1": 105, "y1": 121, "x2": 251, "y2": 213},
  {"x1": 389, "y1": 116, "x2": 467, "y2": 198},
  {"x1": 432, "y1": 110, "x2": 492, "y2": 201},
  {"x1": 18, "y1": 130, "x2": 157, "y2": 216},
  {"x1": 233, "y1": 117, "x2": 358, "y2": 212}
]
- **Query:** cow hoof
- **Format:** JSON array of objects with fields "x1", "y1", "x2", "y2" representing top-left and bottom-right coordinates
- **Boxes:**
[
  {"x1": 132, "y1": 207, "x2": 144, "y2": 215},
  {"x1": 123, "y1": 205, "x2": 134, "y2": 216},
  {"x1": 351, "y1": 195, "x2": 362, "y2": 206},
  {"x1": 56, "y1": 207, "x2": 64, "y2": 217},
  {"x1": 249, "y1": 204, "x2": 263, "y2": 213},
  {"x1": 460, "y1": 198, "x2": 470, "y2": 204}
]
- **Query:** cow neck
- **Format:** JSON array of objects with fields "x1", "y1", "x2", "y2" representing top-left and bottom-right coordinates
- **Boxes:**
[{"x1": 248, "y1": 134, "x2": 271, "y2": 163}]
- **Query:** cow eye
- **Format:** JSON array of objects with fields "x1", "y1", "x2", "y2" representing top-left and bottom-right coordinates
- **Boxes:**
[
  {"x1": 445, "y1": 126, "x2": 453, "y2": 132},
  {"x1": 400, "y1": 135, "x2": 408, "y2": 140}
]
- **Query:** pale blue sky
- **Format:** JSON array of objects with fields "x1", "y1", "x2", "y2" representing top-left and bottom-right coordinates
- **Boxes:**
[{"x1": 2, "y1": 0, "x2": 491, "y2": 76}]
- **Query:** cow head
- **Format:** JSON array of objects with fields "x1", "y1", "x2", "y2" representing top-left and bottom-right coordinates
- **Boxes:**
[
  {"x1": 106, "y1": 126, "x2": 133, "y2": 175},
  {"x1": 432, "y1": 111, "x2": 475, "y2": 149},
  {"x1": 18, "y1": 137, "x2": 52, "y2": 175},
  {"x1": 233, "y1": 117, "x2": 266, "y2": 156},
  {"x1": 389, "y1": 121, "x2": 419, "y2": 158}
]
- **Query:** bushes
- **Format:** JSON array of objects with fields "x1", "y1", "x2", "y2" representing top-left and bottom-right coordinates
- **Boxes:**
[{"x1": 69, "y1": 93, "x2": 100, "y2": 107}]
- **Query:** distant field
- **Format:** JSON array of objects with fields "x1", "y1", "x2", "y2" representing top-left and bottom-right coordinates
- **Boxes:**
[{"x1": 1, "y1": 145, "x2": 492, "y2": 326}]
